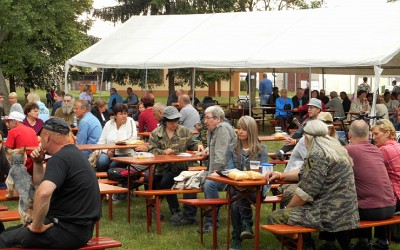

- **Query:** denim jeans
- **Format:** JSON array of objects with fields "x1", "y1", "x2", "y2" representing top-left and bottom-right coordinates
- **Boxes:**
[
  {"x1": 230, "y1": 189, "x2": 256, "y2": 239},
  {"x1": 96, "y1": 153, "x2": 128, "y2": 172},
  {"x1": 203, "y1": 179, "x2": 227, "y2": 226}
]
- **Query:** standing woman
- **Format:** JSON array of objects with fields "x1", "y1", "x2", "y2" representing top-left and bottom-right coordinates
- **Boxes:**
[
  {"x1": 228, "y1": 116, "x2": 268, "y2": 250},
  {"x1": 22, "y1": 102, "x2": 43, "y2": 135},
  {"x1": 371, "y1": 119, "x2": 400, "y2": 249},
  {"x1": 96, "y1": 104, "x2": 137, "y2": 172}
]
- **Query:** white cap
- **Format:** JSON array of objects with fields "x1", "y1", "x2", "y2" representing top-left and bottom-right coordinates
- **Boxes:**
[{"x1": 5, "y1": 111, "x2": 25, "y2": 122}]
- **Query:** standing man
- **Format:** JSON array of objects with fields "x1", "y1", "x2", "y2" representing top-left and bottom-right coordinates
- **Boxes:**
[
  {"x1": 54, "y1": 94, "x2": 75, "y2": 127},
  {"x1": 74, "y1": 100, "x2": 102, "y2": 158},
  {"x1": 259, "y1": 73, "x2": 273, "y2": 106},
  {"x1": 51, "y1": 90, "x2": 64, "y2": 116},
  {"x1": 0, "y1": 118, "x2": 101, "y2": 248},
  {"x1": 325, "y1": 91, "x2": 345, "y2": 118},
  {"x1": 4, "y1": 111, "x2": 39, "y2": 173},
  {"x1": 178, "y1": 94, "x2": 200, "y2": 131},
  {"x1": 201, "y1": 105, "x2": 236, "y2": 233},
  {"x1": 108, "y1": 88, "x2": 123, "y2": 113},
  {"x1": 358, "y1": 77, "x2": 371, "y2": 93},
  {"x1": 393, "y1": 80, "x2": 400, "y2": 94}
]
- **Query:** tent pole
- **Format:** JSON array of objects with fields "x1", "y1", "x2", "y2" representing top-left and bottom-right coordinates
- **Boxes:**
[
  {"x1": 371, "y1": 65, "x2": 383, "y2": 126},
  {"x1": 191, "y1": 68, "x2": 196, "y2": 105},
  {"x1": 229, "y1": 69, "x2": 232, "y2": 107},
  {"x1": 322, "y1": 68, "x2": 325, "y2": 90},
  {"x1": 294, "y1": 73, "x2": 297, "y2": 91},
  {"x1": 273, "y1": 69, "x2": 276, "y2": 87},
  {"x1": 145, "y1": 69, "x2": 148, "y2": 91},
  {"x1": 309, "y1": 67, "x2": 312, "y2": 100},
  {"x1": 99, "y1": 69, "x2": 104, "y2": 98},
  {"x1": 64, "y1": 62, "x2": 70, "y2": 94},
  {"x1": 248, "y1": 69, "x2": 251, "y2": 117}
]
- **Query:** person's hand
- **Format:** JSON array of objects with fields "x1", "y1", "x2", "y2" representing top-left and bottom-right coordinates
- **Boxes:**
[
  {"x1": 284, "y1": 137, "x2": 295, "y2": 146},
  {"x1": 202, "y1": 149, "x2": 209, "y2": 157},
  {"x1": 197, "y1": 145, "x2": 204, "y2": 153},
  {"x1": 107, "y1": 149, "x2": 114, "y2": 157},
  {"x1": 28, "y1": 223, "x2": 54, "y2": 233},
  {"x1": 31, "y1": 146, "x2": 46, "y2": 163},
  {"x1": 135, "y1": 145, "x2": 148, "y2": 152},
  {"x1": 164, "y1": 148, "x2": 174, "y2": 155},
  {"x1": 210, "y1": 171, "x2": 219, "y2": 177},
  {"x1": 265, "y1": 171, "x2": 281, "y2": 183}
]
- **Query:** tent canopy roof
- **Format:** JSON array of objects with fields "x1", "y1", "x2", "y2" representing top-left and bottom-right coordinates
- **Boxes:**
[{"x1": 67, "y1": 3, "x2": 400, "y2": 75}]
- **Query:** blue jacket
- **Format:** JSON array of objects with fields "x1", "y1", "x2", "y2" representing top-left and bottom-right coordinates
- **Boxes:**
[
  {"x1": 76, "y1": 112, "x2": 102, "y2": 157},
  {"x1": 227, "y1": 143, "x2": 269, "y2": 170},
  {"x1": 108, "y1": 93, "x2": 123, "y2": 110},
  {"x1": 275, "y1": 97, "x2": 293, "y2": 118}
]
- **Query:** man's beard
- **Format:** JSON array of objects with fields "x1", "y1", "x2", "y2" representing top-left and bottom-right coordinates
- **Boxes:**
[{"x1": 62, "y1": 105, "x2": 73, "y2": 115}]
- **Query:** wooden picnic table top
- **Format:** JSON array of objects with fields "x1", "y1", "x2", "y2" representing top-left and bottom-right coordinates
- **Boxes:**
[
  {"x1": 137, "y1": 132, "x2": 151, "y2": 138},
  {"x1": 258, "y1": 135, "x2": 286, "y2": 142},
  {"x1": 77, "y1": 143, "x2": 146, "y2": 151},
  {"x1": 111, "y1": 153, "x2": 206, "y2": 165},
  {"x1": 99, "y1": 183, "x2": 129, "y2": 195}
]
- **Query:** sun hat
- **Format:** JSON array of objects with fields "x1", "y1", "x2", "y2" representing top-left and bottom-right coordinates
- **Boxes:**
[
  {"x1": 307, "y1": 98, "x2": 322, "y2": 110},
  {"x1": 41, "y1": 117, "x2": 71, "y2": 135},
  {"x1": 163, "y1": 106, "x2": 181, "y2": 120},
  {"x1": 5, "y1": 111, "x2": 25, "y2": 122},
  {"x1": 317, "y1": 112, "x2": 334, "y2": 127}
]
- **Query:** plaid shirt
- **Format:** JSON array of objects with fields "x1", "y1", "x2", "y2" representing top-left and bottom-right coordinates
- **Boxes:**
[{"x1": 379, "y1": 140, "x2": 400, "y2": 199}]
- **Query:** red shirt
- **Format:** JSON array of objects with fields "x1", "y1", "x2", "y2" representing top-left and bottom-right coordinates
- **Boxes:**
[
  {"x1": 5, "y1": 124, "x2": 39, "y2": 173},
  {"x1": 378, "y1": 140, "x2": 400, "y2": 199},
  {"x1": 138, "y1": 108, "x2": 158, "y2": 132}
]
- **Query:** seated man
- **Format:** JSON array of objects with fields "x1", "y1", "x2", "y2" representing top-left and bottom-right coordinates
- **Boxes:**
[
  {"x1": 266, "y1": 120, "x2": 359, "y2": 249},
  {"x1": 274, "y1": 89, "x2": 293, "y2": 131},
  {"x1": 4, "y1": 111, "x2": 39, "y2": 174},
  {"x1": 108, "y1": 88, "x2": 123, "y2": 113},
  {"x1": 123, "y1": 87, "x2": 139, "y2": 115},
  {"x1": 0, "y1": 118, "x2": 101, "y2": 248},
  {"x1": 74, "y1": 100, "x2": 102, "y2": 158},
  {"x1": 54, "y1": 94, "x2": 75, "y2": 127}
]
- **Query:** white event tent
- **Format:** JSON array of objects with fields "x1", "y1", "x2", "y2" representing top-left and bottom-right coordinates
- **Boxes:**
[{"x1": 66, "y1": 2, "x2": 400, "y2": 114}]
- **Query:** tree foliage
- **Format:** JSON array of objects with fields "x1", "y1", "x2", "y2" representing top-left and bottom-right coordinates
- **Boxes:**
[{"x1": 0, "y1": 0, "x2": 94, "y2": 93}]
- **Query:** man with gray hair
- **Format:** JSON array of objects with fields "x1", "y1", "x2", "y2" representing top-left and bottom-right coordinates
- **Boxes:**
[
  {"x1": 54, "y1": 94, "x2": 75, "y2": 126},
  {"x1": 201, "y1": 105, "x2": 236, "y2": 233},
  {"x1": 152, "y1": 102, "x2": 166, "y2": 122},
  {"x1": 178, "y1": 94, "x2": 200, "y2": 131},
  {"x1": 74, "y1": 100, "x2": 102, "y2": 158},
  {"x1": 325, "y1": 91, "x2": 345, "y2": 118}
]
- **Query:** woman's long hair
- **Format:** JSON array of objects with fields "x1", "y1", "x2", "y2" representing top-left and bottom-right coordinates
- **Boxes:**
[
  {"x1": 303, "y1": 120, "x2": 353, "y2": 166},
  {"x1": 236, "y1": 116, "x2": 261, "y2": 164}
]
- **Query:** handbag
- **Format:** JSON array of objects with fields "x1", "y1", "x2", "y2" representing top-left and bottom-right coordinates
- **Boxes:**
[
  {"x1": 107, "y1": 166, "x2": 143, "y2": 183},
  {"x1": 284, "y1": 104, "x2": 291, "y2": 110},
  {"x1": 88, "y1": 149, "x2": 102, "y2": 169}
]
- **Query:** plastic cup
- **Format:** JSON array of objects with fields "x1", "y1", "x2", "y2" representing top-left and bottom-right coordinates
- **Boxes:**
[
  {"x1": 249, "y1": 161, "x2": 261, "y2": 172},
  {"x1": 275, "y1": 127, "x2": 282, "y2": 133},
  {"x1": 260, "y1": 163, "x2": 274, "y2": 175}
]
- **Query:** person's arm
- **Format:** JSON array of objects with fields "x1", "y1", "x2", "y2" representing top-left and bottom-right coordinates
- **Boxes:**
[
  {"x1": 138, "y1": 112, "x2": 145, "y2": 132},
  {"x1": 211, "y1": 126, "x2": 232, "y2": 171},
  {"x1": 147, "y1": 131, "x2": 164, "y2": 155},
  {"x1": 265, "y1": 169, "x2": 300, "y2": 183},
  {"x1": 286, "y1": 193, "x2": 306, "y2": 208},
  {"x1": 76, "y1": 120, "x2": 89, "y2": 145},
  {"x1": 30, "y1": 146, "x2": 46, "y2": 185},
  {"x1": 28, "y1": 180, "x2": 56, "y2": 232}
]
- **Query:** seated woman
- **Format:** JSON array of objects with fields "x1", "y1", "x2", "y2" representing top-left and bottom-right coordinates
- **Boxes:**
[
  {"x1": 265, "y1": 120, "x2": 359, "y2": 249},
  {"x1": 132, "y1": 102, "x2": 145, "y2": 125},
  {"x1": 274, "y1": 88, "x2": 293, "y2": 131},
  {"x1": 96, "y1": 104, "x2": 137, "y2": 172},
  {"x1": 148, "y1": 106, "x2": 203, "y2": 226},
  {"x1": 22, "y1": 102, "x2": 43, "y2": 135},
  {"x1": 371, "y1": 119, "x2": 400, "y2": 248},
  {"x1": 91, "y1": 100, "x2": 110, "y2": 128},
  {"x1": 227, "y1": 116, "x2": 268, "y2": 250}
]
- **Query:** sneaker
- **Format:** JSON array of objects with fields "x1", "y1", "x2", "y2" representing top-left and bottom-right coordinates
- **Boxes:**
[
  {"x1": 170, "y1": 212, "x2": 183, "y2": 224},
  {"x1": 171, "y1": 217, "x2": 197, "y2": 226},
  {"x1": 112, "y1": 193, "x2": 127, "y2": 203},
  {"x1": 229, "y1": 238, "x2": 242, "y2": 250},
  {"x1": 240, "y1": 223, "x2": 254, "y2": 240},
  {"x1": 197, "y1": 224, "x2": 215, "y2": 234},
  {"x1": 371, "y1": 240, "x2": 389, "y2": 250}
]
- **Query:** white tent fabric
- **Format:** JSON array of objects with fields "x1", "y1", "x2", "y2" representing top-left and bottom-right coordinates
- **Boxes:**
[{"x1": 67, "y1": 3, "x2": 400, "y2": 75}]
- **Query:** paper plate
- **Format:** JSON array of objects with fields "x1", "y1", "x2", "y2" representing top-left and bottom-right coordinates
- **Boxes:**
[{"x1": 176, "y1": 153, "x2": 192, "y2": 157}]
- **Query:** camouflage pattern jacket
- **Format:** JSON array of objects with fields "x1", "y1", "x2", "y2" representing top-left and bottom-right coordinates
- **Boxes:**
[
  {"x1": 148, "y1": 124, "x2": 200, "y2": 175},
  {"x1": 288, "y1": 147, "x2": 360, "y2": 232}
]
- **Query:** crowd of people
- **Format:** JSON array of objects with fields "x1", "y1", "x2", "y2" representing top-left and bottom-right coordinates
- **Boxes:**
[{"x1": 0, "y1": 78, "x2": 399, "y2": 249}]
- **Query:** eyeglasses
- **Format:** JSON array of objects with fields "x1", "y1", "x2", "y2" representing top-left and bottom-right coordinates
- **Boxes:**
[{"x1": 204, "y1": 116, "x2": 215, "y2": 120}]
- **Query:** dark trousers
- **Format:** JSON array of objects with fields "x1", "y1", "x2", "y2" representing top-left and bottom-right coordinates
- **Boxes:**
[
  {"x1": 0, "y1": 218, "x2": 94, "y2": 248},
  {"x1": 355, "y1": 205, "x2": 396, "y2": 240},
  {"x1": 154, "y1": 172, "x2": 197, "y2": 220},
  {"x1": 230, "y1": 189, "x2": 256, "y2": 239},
  {"x1": 319, "y1": 230, "x2": 353, "y2": 250}
]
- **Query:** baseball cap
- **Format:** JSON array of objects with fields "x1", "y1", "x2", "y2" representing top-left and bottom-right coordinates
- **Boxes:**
[
  {"x1": 163, "y1": 106, "x2": 181, "y2": 120},
  {"x1": 317, "y1": 112, "x2": 334, "y2": 127},
  {"x1": 307, "y1": 98, "x2": 322, "y2": 110},
  {"x1": 5, "y1": 111, "x2": 25, "y2": 122},
  {"x1": 41, "y1": 117, "x2": 71, "y2": 135}
]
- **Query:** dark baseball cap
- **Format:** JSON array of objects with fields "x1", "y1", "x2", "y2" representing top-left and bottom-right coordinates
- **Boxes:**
[{"x1": 40, "y1": 117, "x2": 71, "y2": 135}]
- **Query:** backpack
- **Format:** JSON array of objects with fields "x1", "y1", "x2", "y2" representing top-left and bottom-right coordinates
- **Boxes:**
[{"x1": 107, "y1": 166, "x2": 143, "y2": 184}]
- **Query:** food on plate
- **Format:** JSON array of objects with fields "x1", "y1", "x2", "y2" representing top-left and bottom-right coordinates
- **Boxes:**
[
  {"x1": 246, "y1": 171, "x2": 264, "y2": 180},
  {"x1": 228, "y1": 171, "x2": 249, "y2": 180}
]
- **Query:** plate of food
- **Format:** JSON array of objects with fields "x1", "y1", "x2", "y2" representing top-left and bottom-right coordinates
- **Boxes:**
[
  {"x1": 273, "y1": 132, "x2": 288, "y2": 139},
  {"x1": 176, "y1": 152, "x2": 193, "y2": 157},
  {"x1": 133, "y1": 152, "x2": 155, "y2": 159},
  {"x1": 115, "y1": 140, "x2": 144, "y2": 145}
]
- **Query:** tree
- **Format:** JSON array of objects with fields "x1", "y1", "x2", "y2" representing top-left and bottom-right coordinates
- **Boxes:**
[{"x1": 0, "y1": 0, "x2": 93, "y2": 111}]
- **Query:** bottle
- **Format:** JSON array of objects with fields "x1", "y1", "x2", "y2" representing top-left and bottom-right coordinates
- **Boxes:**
[{"x1": 73, "y1": 114, "x2": 77, "y2": 127}]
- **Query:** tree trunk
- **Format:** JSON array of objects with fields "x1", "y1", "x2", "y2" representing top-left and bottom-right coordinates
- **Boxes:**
[
  {"x1": 168, "y1": 69, "x2": 175, "y2": 96},
  {"x1": 0, "y1": 68, "x2": 10, "y2": 114},
  {"x1": 9, "y1": 75, "x2": 16, "y2": 93}
]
